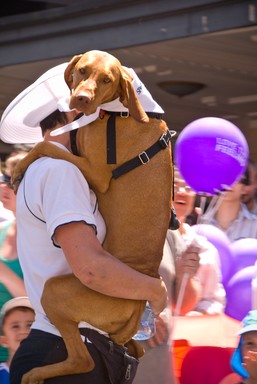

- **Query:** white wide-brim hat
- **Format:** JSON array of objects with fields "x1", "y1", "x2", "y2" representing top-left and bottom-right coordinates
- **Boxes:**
[{"x1": 0, "y1": 62, "x2": 71, "y2": 144}]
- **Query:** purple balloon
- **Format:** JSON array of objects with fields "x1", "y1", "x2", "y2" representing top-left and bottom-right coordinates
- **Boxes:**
[
  {"x1": 230, "y1": 238, "x2": 257, "y2": 277},
  {"x1": 225, "y1": 266, "x2": 256, "y2": 321},
  {"x1": 174, "y1": 117, "x2": 249, "y2": 195},
  {"x1": 192, "y1": 224, "x2": 233, "y2": 285}
]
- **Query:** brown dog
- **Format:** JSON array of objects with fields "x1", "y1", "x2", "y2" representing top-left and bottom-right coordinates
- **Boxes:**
[{"x1": 13, "y1": 50, "x2": 173, "y2": 383}]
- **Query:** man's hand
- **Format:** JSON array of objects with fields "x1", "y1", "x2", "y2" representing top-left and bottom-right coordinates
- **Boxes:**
[
  {"x1": 243, "y1": 350, "x2": 257, "y2": 380},
  {"x1": 148, "y1": 278, "x2": 168, "y2": 316},
  {"x1": 176, "y1": 244, "x2": 200, "y2": 278},
  {"x1": 147, "y1": 312, "x2": 169, "y2": 348}
]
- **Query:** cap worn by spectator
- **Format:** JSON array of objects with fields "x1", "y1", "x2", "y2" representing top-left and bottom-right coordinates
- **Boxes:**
[
  {"x1": 0, "y1": 297, "x2": 34, "y2": 331},
  {"x1": 231, "y1": 309, "x2": 257, "y2": 378}
]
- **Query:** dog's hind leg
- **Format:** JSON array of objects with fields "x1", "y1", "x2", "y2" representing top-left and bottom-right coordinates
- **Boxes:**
[
  {"x1": 22, "y1": 321, "x2": 94, "y2": 384},
  {"x1": 21, "y1": 278, "x2": 96, "y2": 384}
]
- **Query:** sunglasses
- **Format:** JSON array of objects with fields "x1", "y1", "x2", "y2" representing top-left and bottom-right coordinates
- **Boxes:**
[
  {"x1": 173, "y1": 184, "x2": 194, "y2": 194},
  {"x1": 0, "y1": 173, "x2": 13, "y2": 189}
]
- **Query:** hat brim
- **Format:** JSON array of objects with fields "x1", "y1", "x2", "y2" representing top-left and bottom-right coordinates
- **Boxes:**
[
  {"x1": 1, "y1": 296, "x2": 33, "y2": 318},
  {"x1": 0, "y1": 63, "x2": 70, "y2": 144},
  {"x1": 238, "y1": 324, "x2": 257, "y2": 335},
  {"x1": 231, "y1": 338, "x2": 249, "y2": 378}
]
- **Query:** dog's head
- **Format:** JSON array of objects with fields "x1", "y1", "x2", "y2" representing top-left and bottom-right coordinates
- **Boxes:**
[{"x1": 64, "y1": 50, "x2": 149, "y2": 123}]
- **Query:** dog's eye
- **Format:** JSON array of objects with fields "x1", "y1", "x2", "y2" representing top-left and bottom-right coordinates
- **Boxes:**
[
  {"x1": 79, "y1": 68, "x2": 86, "y2": 75},
  {"x1": 103, "y1": 78, "x2": 111, "y2": 84}
]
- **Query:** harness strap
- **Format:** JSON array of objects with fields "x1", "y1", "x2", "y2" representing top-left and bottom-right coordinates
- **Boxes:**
[
  {"x1": 70, "y1": 112, "x2": 83, "y2": 156},
  {"x1": 106, "y1": 113, "x2": 117, "y2": 164},
  {"x1": 112, "y1": 128, "x2": 173, "y2": 179},
  {"x1": 104, "y1": 110, "x2": 164, "y2": 165},
  {"x1": 103, "y1": 110, "x2": 164, "y2": 120},
  {"x1": 70, "y1": 129, "x2": 79, "y2": 156}
]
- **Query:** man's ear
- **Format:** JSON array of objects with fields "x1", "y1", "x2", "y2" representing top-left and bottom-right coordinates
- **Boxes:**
[{"x1": 0, "y1": 334, "x2": 8, "y2": 348}]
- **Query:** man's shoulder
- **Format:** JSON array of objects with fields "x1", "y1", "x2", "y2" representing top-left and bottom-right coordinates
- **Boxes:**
[{"x1": 28, "y1": 155, "x2": 83, "y2": 178}]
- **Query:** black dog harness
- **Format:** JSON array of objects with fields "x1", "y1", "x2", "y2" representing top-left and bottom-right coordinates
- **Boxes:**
[
  {"x1": 70, "y1": 110, "x2": 173, "y2": 180},
  {"x1": 69, "y1": 111, "x2": 179, "y2": 230},
  {"x1": 112, "y1": 127, "x2": 173, "y2": 179},
  {"x1": 101, "y1": 110, "x2": 173, "y2": 179}
]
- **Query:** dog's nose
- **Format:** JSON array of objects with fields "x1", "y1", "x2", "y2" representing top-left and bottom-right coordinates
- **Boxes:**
[
  {"x1": 70, "y1": 91, "x2": 92, "y2": 109},
  {"x1": 75, "y1": 95, "x2": 91, "y2": 104}
]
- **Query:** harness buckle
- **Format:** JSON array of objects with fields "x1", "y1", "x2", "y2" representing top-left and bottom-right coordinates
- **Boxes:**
[
  {"x1": 139, "y1": 151, "x2": 150, "y2": 164},
  {"x1": 120, "y1": 111, "x2": 129, "y2": 118},
  {"x1": 159, "y1": 133, "x2": 169, "y2": 149}
]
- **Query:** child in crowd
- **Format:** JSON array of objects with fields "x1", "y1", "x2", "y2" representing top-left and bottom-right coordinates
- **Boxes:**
[
  {"x1": 0, "y1": 297, "x2": 35, "y2": 383},
  {"x1": 0, "y1": 150, "x2": 30, "y2": 362},
  {"x1": 231, "y1": 309, "x2": 257, "y2": 383}
]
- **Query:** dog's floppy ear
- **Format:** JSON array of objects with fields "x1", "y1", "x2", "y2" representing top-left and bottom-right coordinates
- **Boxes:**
[
  {"x1": 64, "y1": 55, "x2": 83, "y2": 91},
  {"x1": 119, "y1": 67, "x2": 149, "y2": 124}
]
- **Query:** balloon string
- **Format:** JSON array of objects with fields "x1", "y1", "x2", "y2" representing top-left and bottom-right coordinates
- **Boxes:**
[
  {"x1": 173, "y1": 272, "x2": 189, "y2": 317},
  {"x1": 209, "y1": 193, "x2": 225, "y2": 219},
  {"x1": 196, "y1": 195, "x2": 206, "y2": 225},
  {"x1": 169, "y1": 271, "x2": 190, "y2": 352},
  {"x1": 199, "y1": 192, "x2": 226, "y2": 224},
  {"x1": 204, "y1": 194, "x2": 219, "y2": 217}
]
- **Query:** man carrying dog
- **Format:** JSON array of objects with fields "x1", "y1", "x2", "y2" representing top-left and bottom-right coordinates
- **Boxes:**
[{"x1": 0, "y1": 63, "x2": 168, "y2": 384}]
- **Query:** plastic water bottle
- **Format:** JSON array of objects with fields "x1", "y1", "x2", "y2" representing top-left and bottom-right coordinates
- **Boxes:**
[{"x1": 132, "y1": 302, "x2": 156, "y2": 340}]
